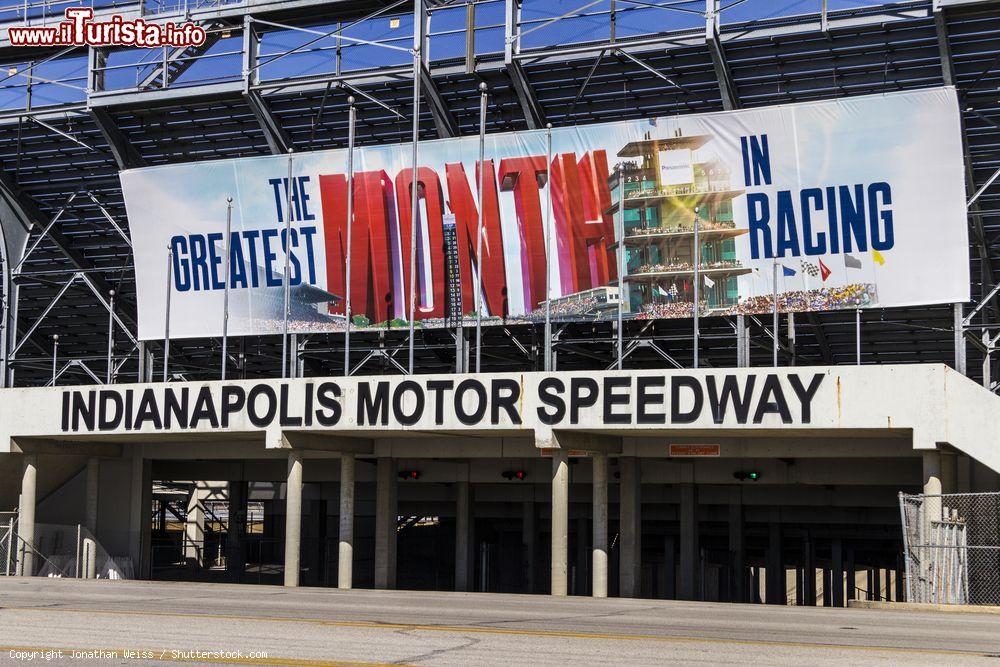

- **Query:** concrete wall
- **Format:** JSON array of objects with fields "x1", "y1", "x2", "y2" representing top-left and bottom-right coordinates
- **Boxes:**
[{"x1": 2, "y1": 365, "x2": 999, "y2": 476}]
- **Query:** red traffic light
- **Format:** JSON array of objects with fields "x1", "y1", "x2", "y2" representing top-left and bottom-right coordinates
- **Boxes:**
[
  {"x1": 502, "y1": 470, "x2": 527, "y2": 481},
  {"x1": 398, "y1": 470, "x2": 421, "y2": 480}
]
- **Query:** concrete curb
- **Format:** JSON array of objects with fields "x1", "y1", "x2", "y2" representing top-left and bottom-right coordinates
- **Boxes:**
[{"x1": 848, "y1": 600, "x2": 1000, "y2": 615}]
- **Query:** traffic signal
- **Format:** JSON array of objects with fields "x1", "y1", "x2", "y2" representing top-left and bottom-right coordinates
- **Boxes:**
[
  {"x1": 398, "y1": 470, "x2": 421, "y2": 480},
  {"x1": 733, "y1": 470, "x2": 762, "y2": 481},
  {"x1": 502, "y1": 470, "x2": 527, "y2": 481}
]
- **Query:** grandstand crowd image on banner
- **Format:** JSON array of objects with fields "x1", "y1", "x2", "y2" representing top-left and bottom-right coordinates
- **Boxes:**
[{"x1": 121, "y1": 88, "x2": 968, "y2": 340}]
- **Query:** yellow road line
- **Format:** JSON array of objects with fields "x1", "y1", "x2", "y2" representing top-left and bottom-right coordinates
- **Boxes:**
[
  {"x1": 0, "y1": 606, "x2": 992, "y2": 658},
  {"x1": 0, "y1": 646, "x2": 402, "y2": 667}
]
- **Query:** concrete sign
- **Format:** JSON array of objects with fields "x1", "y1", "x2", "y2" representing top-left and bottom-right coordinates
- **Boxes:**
[
  {"x1": 55, "y1": 371, "x2": 822, "y2": 433},
  {"x1": 1, "y1": 365, "x2": 998, "y2": 474}
]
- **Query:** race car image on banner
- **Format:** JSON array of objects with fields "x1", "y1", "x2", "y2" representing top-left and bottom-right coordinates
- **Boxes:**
[{"x1": 120, "y1": 86, "x2": 969, "y2": 340}]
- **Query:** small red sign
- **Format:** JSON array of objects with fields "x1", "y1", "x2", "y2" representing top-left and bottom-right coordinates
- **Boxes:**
[{"x1": 669, "y1": 444, "x2": 720, "y2": 457}]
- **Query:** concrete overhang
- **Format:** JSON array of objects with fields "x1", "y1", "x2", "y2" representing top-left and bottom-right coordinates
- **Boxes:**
[{"x1": 0, "y1": 364, "x2": 996, "y2": 473}]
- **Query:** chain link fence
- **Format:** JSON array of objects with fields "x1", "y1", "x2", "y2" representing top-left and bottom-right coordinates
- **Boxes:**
[
  {"x1": 0, "y1": 513, "x2": 15, "y2": 576},
  {"x1": 899, "y1": 492, "x2": 1000, "y2": 606},
  {"x1": 1, "y1": 522, "x2": 131, "y2": 579}
]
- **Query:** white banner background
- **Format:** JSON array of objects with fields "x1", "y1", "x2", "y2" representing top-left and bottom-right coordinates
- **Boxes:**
[{"x1": 121, "y1": 87, "x2": 969, "y2": 341}]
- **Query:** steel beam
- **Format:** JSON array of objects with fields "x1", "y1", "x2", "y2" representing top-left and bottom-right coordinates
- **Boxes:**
[
  {"x1": 508, "y1": 60, "x2": 545, "y2": 129},
  {"x1": 504, "y1": 0, "x2": 546, "y2": 129},
  {"x1": 419, "y1": 64, "x2": 459, "y2": 138},
  {"x1": 243, "y1": 16, "x2": 294, "y2": 155},
  {"x1": 706, "y1": 0, "x2": 739, "y2": 111},
  {"x1": 932, "y1": 0, "x2": 955, "y2": 86},
  {"x1": 246, "y1": 90, "x2": 294, "y2": 155},
  {"x1": 806, "y1": 313, "x2": 832, "y2": 365},
  {"x1": 89, "y1": 108, "x2": 146, "y2": 170}
]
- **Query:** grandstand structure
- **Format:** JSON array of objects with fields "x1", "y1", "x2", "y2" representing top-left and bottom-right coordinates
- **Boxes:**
[
  {"x1": 0, "y1": 0, "x2": 996, "y2": 386},
  {"x1": 3, "y1": 0, "x2": 1000, "y2": 608}
]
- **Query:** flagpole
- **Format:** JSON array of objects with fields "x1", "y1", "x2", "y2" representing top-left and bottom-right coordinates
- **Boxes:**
[
  {"x1": 221, "y1": 197, "x2": 233, "y2": 380},
  {"x1": 407, "y1": 23, "x2": 422, "y2": 376},
  {"x1": 543, "y1": 123, "x2": 553, "y2": 372},
  {"x1": 856, "y1": 308, "x2": 861, "y2": 365},
  {"x1": 163, "y1": 245, "x2": 172, "y2": 382},
  {"x1": 772, "y1": 258, "x2": 778, "y2": 367},
  {"x1": 106, "y1": 289, "x2": 115, "y2": 384},
  {"x1": 474, "y1": 82, "x2": 487, "y2": 373},
  {"x1": 344, "y1": 96, "x2": 355, "y2": 377},
  {"x1": 281, "y1": 149, "x2": 294, "y2": 379},
  {"x1": 616, "y1": 167, "x2": 624, "y2": 370},
  {"x1": 692, "y1": 214, "x2": 700, "y2": 369}
]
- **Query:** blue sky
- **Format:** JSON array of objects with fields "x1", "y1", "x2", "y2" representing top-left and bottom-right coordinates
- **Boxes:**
[{"x1": 0, "y1": 0, "x2": 897, "y2": 110}]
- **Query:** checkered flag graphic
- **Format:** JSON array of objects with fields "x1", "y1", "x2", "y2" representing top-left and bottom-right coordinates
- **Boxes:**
[{"x1": 800, "y1": 260, "x2": 819, "y2": 277}]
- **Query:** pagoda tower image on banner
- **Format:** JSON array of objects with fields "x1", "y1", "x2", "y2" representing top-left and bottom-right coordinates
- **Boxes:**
[{"x1": 606, "y1": 130, "x2": 750, "y2": 319}]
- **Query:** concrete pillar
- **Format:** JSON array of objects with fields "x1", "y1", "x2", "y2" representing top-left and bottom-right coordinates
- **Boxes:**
[
  {"x1": 831, "y1": 538, "x2": 844, "y2": 607},
  {"x1": 550, "y1": 450, "x2": 569, "y2": 596},
  {"x1": 85, "y1": 457, "x2": 99, "y2": 534},
  {"x1": 678, "y1": 482, "x2": 698, "y2": 600},
  {"x1": 663, "y1": 536, "x2": 676, "y2": 599},
  {"x1": 896, "y1": 554, "x2": 906, "y2": 602},
  {"x1": 284, "y1": 450, "x2": 303, "y2": 587},
  {"x1": 17, "y1": 454, "x2": 37, "y2": 576},
  {"x1": 957, "y1": 454, "x2": 972, "y2": 492},
  {"x1": 940, "y1": 451, "x2": 957, "y2": 495},
  {"x1": 728, "y1": 488, "x2": 744, "y2": 603},
  {"x1": 374, "y1": 457, "x2": 397, "y2": 589},
  {"x1": 83, "y1": 457, "x2": 99, "y2": 579},
  {"x1": 765, "y1": 510, "x2": 785, "y2": 605},
  {"x1": 592, "y1": 453, "x2": 608, "y2": 598},
  {"x1": 128, "y1": 452, "x2": 152, "y2": 579},
  {"x1": 923, "y1": 450, "x2": 942, "y2": 494},
  {"x1": 309, "y1": 498, "x2": 327, "y2": 586},
  {"x1": 619, "y1": 457, "x2": 641, "y2": 598},
  {"x1": 846, "y1": 547, "x2": 856, "y2": 601},
  {"x1": 803, "y1": 532, "x2": 816, "y2": 605},
  {"x1": 184, "y1": 485, "x2": 207, "y2": 567},
  {"x1": 338, "y1": 453, "x2": 355, "y2": 589},
  {"x1": 455, "y1": 480, "x2": 471, "y2": 592},
  {"x1": 923, "y1": 450, "x2": 942, "y2": 526},
  {"x1": 522, "y1": 498, "x2": 535, "y2": 594},
  {"x1": 226, "y1": 480, "x2": 248, "y2": 582}
]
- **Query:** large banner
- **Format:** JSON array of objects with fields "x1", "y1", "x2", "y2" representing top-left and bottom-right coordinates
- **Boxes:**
[{"x1": 121, "y1": 87, "x2": 969, "y2": 341}]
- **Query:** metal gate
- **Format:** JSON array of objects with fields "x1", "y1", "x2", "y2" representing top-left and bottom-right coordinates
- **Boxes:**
[{"x1": 899, "y1": 492, "x2": 1000, "y2": 606}]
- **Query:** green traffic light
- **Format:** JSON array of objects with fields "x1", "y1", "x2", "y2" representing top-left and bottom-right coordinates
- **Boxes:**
[{"x1": 748, "y1": 471, "x2": 760, "y2": 480}]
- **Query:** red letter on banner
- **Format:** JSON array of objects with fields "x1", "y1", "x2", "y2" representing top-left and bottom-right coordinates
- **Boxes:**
[
  {"x1": 576, "y1": 149, "x2": 616, "y2": 285},
  {"x1": 395, "y1": 167, "x2": 446, "y2": 321},
  {"x1": 498, "y1": 156, "x2": 548, "y2": 311},
  {"x1": 445, "y1": 159, "x2": 507, "y2": 318},
  {"x1": 549, "y1": 152, "x2": 591, "y2": 294},
  {"x1": 318, "y1": 170, "x2": 396, "y2": 324}
]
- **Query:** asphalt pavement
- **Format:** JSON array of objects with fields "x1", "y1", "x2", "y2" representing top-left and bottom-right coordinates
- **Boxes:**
[{"x1": 0, "y1": 578, "x2": 998, "y2": 665}]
